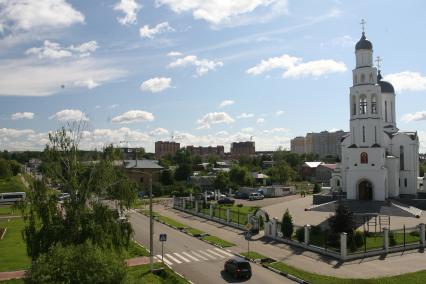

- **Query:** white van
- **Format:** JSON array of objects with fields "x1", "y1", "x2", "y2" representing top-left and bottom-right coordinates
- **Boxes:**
[
  {"x1": 248, "y1": 192, "x2": 264, "y2": 201},
  {"x1": 0, "y1": 192, "x2": 26, "y2": 204}
]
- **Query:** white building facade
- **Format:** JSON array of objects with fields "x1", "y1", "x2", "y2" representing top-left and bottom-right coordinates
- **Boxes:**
[{"x1": 331, "y1": 31, "x2": 420, "y2": 201}]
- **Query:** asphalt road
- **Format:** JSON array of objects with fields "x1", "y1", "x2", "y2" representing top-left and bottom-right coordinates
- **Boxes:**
[{"x1": 129, "y1": 211, "x2": 294, "y2": 284}]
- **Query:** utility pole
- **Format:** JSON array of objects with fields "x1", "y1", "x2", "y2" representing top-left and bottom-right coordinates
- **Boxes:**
[{"x1": 149, "y1": 175, "x2": 154, "y2": 272}]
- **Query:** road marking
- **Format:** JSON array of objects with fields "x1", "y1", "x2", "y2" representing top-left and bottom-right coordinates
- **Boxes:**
[
  {"x1": 191, "y1": 250, "x2": 208, "y2": 260},
  {"x1": 174, "y1": 252, "x2": 191, "y2": 263},
  {"x1": 214, "y1": 248, "x2": 233, "y2": 257},
  {"x1": 182, "y1": 251, "x2": 199, "y2": 262},
  {"x1": 156, "y1": 255, "x2": 173, "y2": 266},
  {"x1": 166, "y1": 253, "x2": 182, "y2": 264},
  {"x1": 207, "y1": 249, "x2": 225, "y2": 258},
  {"x1": 198, "y1": 250, "x2": 216, "y2": 260}
]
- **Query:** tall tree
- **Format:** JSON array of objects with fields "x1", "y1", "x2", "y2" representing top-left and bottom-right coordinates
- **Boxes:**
[
  {"x1": 22, "y1": 123, "x2": 137, "y2": 260},
  {"x1": 214, "y1": 172, "x2": 230, "y2": 191}
]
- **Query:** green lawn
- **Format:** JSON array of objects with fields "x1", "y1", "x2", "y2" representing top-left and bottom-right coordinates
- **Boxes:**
[
  {"x1": 156, "y1": 216, "x2": 187, "y2": 230},
  {"x1": 0, "y1": 218, "x2": 30, "y2": 272},
  {"x1": 201, "y1": 235, "x2": 235, "y2": 248},
  {"x1": 184, "y1": 227, "x2": 205, "y2": 236},
  {"x1": 266, "y1": 261, "x2": 426, "y2": 284},
  {"x1": 0, "y1": 206, "x2": 16, "y2": 216},
  {"x1": 240, "y1": 251, "x2": 267, "y2": 261},
  {"x1": 199, "y1": 204, "x2": 258, "y2": 225},
  {"x1": 0, "y1": 177, "x2": 27, "y2": 194},
  {"x1": 120, "y1": 241, "x2": 150, "y2": 259}
]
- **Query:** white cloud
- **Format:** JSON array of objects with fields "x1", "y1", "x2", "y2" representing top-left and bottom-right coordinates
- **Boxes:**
[
  {"x1": 114, "y1": 0, "x2": 142, "y2": 25},
  {"x1": 0, "y1": 0, "x2": 84, "y2": 32},
  {"x1": 140, "y1": 77, "x2": 172, "y2": 93},
  {"x1": 74, "y1": 78, "x2": 100, "y2": 89},
  {"x1": 241, "y1": 127, "x2": 254, "y2": 133},
  {"x1": 263, "y1": 127, "x2": 289, "y2": 133},
  {"x1": 275, "y1": 110, "x2": 284, "y2": 116},
  {"x1": 197, "y1": 112, "x2": 234, "y2": 129},
  {"x1": 150, "y1": 128, "x2": 169, "y2": 136},
  {"x1": 401, "y1": 111, "x2": 426, "y2": 122},
  {"x1": 325, "y1": 35, "x2": 355, "y2": 47},
  {"x1": 139, "y1": 22, "x2": 174, "y2": 39},
  {"x1": 256, "y1": 117, "x2": 265, "y2": 124},
  {"x1": 108, "y1": 104, "x2": 119, "y2": 109},
  {"x1": 26, "y1": 40, "x2": 98, "y2": 59},
  {"x1": 154, "y1": 0, "x2": 288, "y2": 27},
  {"x1": 111, "y1": 110, "x2": 154, "y2": 124},
  {"x1": 49, "y1": 109, "x2": 89, "y2": 122},
  {"x1": 168, "y1": 55, "x2": 223, "y2": 76},
  {"x1": 219, "y1": 100, "x2": 234, "y2": 108},
  {"x1": 247, "y1": 54, "x2": 347, "y2": 79},
  {"x1": 237, "y1": 113, "x2": 254, "y2": 119},
  {"x1": 384, "y1": 71, "x2": 426, "y2": 93},
  {"x1": 0, "y1": 57, "x2": 126, "y2": 96},
  {"x1": 11, "y1": 112, "x2": 34, "y2": 120},
  {"x1": 167, "y1": 51, "x2": 183, "y2": 57}
]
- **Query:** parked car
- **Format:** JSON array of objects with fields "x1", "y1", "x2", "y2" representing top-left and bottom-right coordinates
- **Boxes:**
[
  {"x1": 248, "y1": 192, "x2": 264, "y2": 201},
  {"x1": 217, "y1": 197, "x2": 235, "y2": 205},
  {"x1": 0, "y1": 192, "x2": 26, "y2": 204},
  {"x1": 204, "y1": 191, "x2": 215, "y2": 201},
  {"x1": 224, "y1": 257, "x2": 252, "y2": 279},
  {"x1": 57, "y1": 192, "x2": 70, "y2": 201}
]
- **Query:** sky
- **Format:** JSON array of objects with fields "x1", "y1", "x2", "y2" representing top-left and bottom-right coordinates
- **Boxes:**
[{"x1": 0, "y1": 0, "x2": 425, "y2": 153}]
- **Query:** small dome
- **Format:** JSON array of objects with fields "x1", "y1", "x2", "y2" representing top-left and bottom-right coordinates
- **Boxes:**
[
  {"x1": 377, "y1": 71, "x2": 395, "y2": 93},
  {"x1": 355, "y1": 32, "x2": 373, "y2": 51}
]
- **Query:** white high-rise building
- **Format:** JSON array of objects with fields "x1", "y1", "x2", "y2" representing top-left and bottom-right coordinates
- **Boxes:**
[{"x1": 331, "y1": 29, "x2": 420, "y2": 201}]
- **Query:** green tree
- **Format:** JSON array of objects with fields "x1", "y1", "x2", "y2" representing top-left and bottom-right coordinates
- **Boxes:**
[
  {"x1": 8, "y1": 160, "x2": 22, "y2": 176},
  {"x1": 281, "y1": 209, "x2": 294, "y2": 239},
  {"x1": 214, "y1": 172, "x2": 230, "y2": 191},
  {"x1": 267, "y1": 161, "x2": 294, "y2": 185},
  {"x1": 0, "y1": 159, "x2": 12, "y2": 179},
  {"x1": 174, "y1": 164, "x2": 193, "y2": 181},
  {"x1": 160, "y1": 169, "x2": 174, "y2": 186},
  {"x1": 328, "y1": 203, "x2": 355, "y2": 243},
  {"x1": 22, "y1": 124, "x2": 137, "y2": 260},
  {"x1": 313, "y1": 183, "x2": 322, "y2": 194},
  {"x1": 25, "y1": 242, "x2": 126, "y2": 284},
  {"x1": 229, "y1": 165, "x2": 252, "y2": 186}
]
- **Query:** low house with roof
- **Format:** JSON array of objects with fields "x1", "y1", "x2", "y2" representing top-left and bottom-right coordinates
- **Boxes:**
[
  {"x1": 300, "y1": 161, "x2": 323, "y2": 181},
  {"x1": 122, "y1": 160, "x2": 164, "y2": 189}
]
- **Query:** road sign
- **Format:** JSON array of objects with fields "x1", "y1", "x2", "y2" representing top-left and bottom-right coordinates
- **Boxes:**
[
  {"x1": 159, "y1": 233, "x2": 167, "y2": 242},
  {"x1": 244, "y1": 231, "x2": 251, "y2": 240}
]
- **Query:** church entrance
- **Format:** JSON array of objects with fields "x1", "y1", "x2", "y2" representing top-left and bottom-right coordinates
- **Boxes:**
[{"x1": 358, "y1": 180, "x2": 373, "y2": 200}]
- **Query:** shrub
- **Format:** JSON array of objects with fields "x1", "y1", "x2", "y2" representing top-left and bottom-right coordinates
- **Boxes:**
[
  {"x1": 349, "y1": 230, "x2": 364, "y2": 252},
  {"x1": 313, "y1": 183, "x2": 321, "y2": 194},
  {"x1": 281, "y1": 209, "x2": 294, "y2": 239},
  {"x1": 295, "y1": 227, "x2": 304, "y2": 242},
  {"x1": 389, "y1": 231, "x2": 397, "y2": 246}
]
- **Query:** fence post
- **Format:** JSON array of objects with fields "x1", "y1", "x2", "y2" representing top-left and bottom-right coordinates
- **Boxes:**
[
  {"x1": 383, "y1": 227, "x2": 389, "y2": 253},
  {"x1": 340, "y1": 232, "x2": 347, "y2": 261},
  {"x1": 172, "y1": 195, "x2": 176, "y2": 208},
  {"x1": 271, "y1": 218, "x2": 278, "y2": 238},
  {"x1": 304, "y1": 225, "x2": 311, "y2": 245},
  {"x1": 420, "y1": 223, "x2": 425, "y2": 247},
  {"x1": 227, "y1": 208, "x2": 231, "y2": 223},
  {"x1": 195, "y1": 200, "x2": 199, "y2": 213},
  {"x1": 247, "y1": 213, "x2": 252, "y2": 225},
  {"x1": 209, "y1": 204, "x2": 213, "y2": 218}
]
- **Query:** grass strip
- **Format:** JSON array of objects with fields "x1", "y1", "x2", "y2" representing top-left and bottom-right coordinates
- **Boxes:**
[
  {"x1": 184, "y1": 227, "x2": 205, "y2": 236},
  {"x1": 240, "y1": 251, "x2": 267, "y2": 261},
  {"x1": 201, "y1": 235, "x2": 235, "y2": 248}
]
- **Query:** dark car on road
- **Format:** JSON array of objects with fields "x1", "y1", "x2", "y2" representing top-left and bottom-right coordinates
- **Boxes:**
[
  {"x1": 217, "y1": 197, "x2": 235, "y2": 205},
  {"x1": 224, "y1": 257, "x2": 252, "y2": 279}
]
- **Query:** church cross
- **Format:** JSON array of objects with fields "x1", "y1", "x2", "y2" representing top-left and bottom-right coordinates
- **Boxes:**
[
  {"x1": 375, "y1": 56, "x2": 382, "y2": 70},
  {"x1": 360, "y1": 19, "x2": 366, "y2": 33}
]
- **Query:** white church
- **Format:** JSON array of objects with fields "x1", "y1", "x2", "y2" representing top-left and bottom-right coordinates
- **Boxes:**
[{"x1": 331, "y1": 29, "x2": 420, "y2": 201}]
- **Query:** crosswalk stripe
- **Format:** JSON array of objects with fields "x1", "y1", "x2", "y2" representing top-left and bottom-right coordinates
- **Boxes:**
[
  {"x1": 207, "y1": 249, "x2": 225, "y2": 258},
  {"x1": 156, "y1": 254, "x2": 173, "y2": 266},
  {"x1": 198, "y1": 250, "x2": 216, "y2": 260},
  {"x1": 166, "y1": 253, "x2": 182, "y2": 264},
  {"x1": 174, "y1": 252, "x2": 190, "y2": 263},
  {"x1": 214, "y1": 248, "x2": 233, "y2": 257},
  {"x1": 182, "y1": 252, "x2": 199, "y2": 262},
  {"x1": 191, "y1": 250, "x2": 208, "y2": 261}
]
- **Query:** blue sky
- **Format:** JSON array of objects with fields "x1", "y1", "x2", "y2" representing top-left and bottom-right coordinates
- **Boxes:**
[{"x1": 0, "y1": 0, "x2": 425, "y2": 152}]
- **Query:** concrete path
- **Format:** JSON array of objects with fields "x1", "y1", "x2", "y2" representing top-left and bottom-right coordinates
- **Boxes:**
[{"x1": 154, "y1": 203, "x2": 426, "y2": 279}]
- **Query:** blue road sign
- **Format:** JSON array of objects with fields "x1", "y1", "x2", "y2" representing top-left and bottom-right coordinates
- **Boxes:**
[
  {"x1": 244, "y1": 232, "x2": 251, "y2": 240},
  {"x1": 159, "y1": 233, "x2": 167, "y2": 242}
]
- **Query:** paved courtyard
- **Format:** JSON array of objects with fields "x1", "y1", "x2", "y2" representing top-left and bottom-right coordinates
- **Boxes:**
[{"x1": 262, "y1": 195, "x2": 426, "y2": 230}]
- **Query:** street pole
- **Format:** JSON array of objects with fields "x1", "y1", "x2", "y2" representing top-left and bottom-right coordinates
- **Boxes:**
[
  {"x1": 149, "y1": 175, "x2": 154, "y2": 272},
  {"x1": 162, "y1": 241, "x2": 164, "y2": 264}
]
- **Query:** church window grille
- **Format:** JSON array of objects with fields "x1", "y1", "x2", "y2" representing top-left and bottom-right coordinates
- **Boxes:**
[
  {"x1": 400, "y1": 146, "x2": 405, "y2": 170},
  {"x1": 360, "y1": 152, "x2": 368, "y2": 164},
  {"x1": 362, "y1": 126, "x2": 366, "y2": 142},
  {"x1": 361, "y1": 73, "x2": 365, "y2": 82},
  {"x1": 391, "y1": 102, "x2": 393, "y2": 122},
  {"x1": 404, "y1": 178, "x2": 408, "y2": 187},
  {"x1": 385, "y1": 101, "x2": 388, "y2": 122},
  {"x1": 374, "y1": 126, "x2": 377, "y2": 144},
  {"x1": 353, "y1": 103, "x2": 356, "y2": 115},
  {"x1": 371, "y1": 96, "x2": 377, "y2": 114},
  {"x1": 359, "y1": 96, "x2": 367, "y2": 114},
  {"x1": 337, "y1": 180, "x2": 340, "y2": 186}
]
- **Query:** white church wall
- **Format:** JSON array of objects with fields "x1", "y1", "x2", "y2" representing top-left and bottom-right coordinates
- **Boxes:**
[{"x1": 385, "y1": 156, "x2": 399, "y2": 197}]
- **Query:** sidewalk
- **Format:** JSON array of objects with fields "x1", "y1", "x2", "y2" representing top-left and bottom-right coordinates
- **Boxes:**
[{"x1": 154, "y1": 204, "x2": 426, "y2": 279}]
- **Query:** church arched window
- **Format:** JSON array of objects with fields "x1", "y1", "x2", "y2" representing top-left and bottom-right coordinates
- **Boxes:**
[
  {"x1": 353, "y1": 74, "x2": 357, "y2": 84},
  {"x1": 400, "y1": 146, "x2": 405, "y2": 170},
  {"x1": 360, "y1": 152, "x2": 368, "y2": 164},
  {"x1": 369, "y1": 73, "x2": 373, "y2": 82},
  {"x1": 361, "y1": 73, "x2": 365, "y2": 83},
  {"x1": 385, "y1": 101, "x2": 388, "y2": 122},
  {"x1": 359, "y1": 96, "x2": 367, "y2": 114},
  {"x1": 362, "y1": 126, "x2": 366, "y2": 143},
  {"x1": 371, "y1": 96, "x2": 377, "y2": 114}
]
